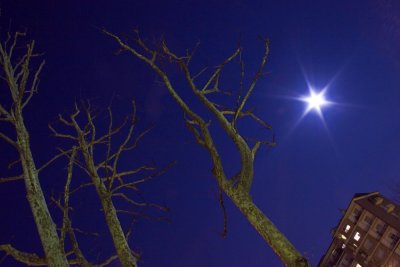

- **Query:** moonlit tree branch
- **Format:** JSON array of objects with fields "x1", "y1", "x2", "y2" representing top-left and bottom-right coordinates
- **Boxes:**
[
  {"x1": 0, "y1": 244, "x2": 48, "y2": 266},
  {"x1": 0, "y1": 31, "x2": 69, "y2": 266},
  {"x1": 0, "y1": 244, "x2": 91, "y2": 266},
  {"x1": 50, "y1": 147, "x2": 92, "y2": 267},
  {"x1": 50, "y1": 100, "x2": 171, "y2": 267},
  {"x1": 105, "y1": 29, "x2": 310, "y2": 266}
]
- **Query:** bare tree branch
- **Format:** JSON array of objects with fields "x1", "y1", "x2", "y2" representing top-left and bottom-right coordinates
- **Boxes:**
[
  {"x1": 116, "y1": 209, "x2": 168, "y2": 222},
  {"x1": 106, "y1": 30, "x2": 310, "y2": 266},
  {"x1": 60, "y1": 147, "x2": 76, "y2": 247},
  {"x1": 0, "y1": 174, "x2": 24, "y2": 183},
  {"x1": 49, "y1": 147, "x2": 91, "y2": 267},
  {"x1": 110, "y1": 160, "x2": 175, "y2": 194},
  {"x1": 221, "y1": 109, "x2": 272, "y2": 129},
  {"x1": 0, "y1": 31, "x2": 69, "y2": 266},
  {"x1": 200, "y1": 48, "x2": 241, "y2": 92},
  {"x1": 22, "y1": 60, "x2": 45, "y2": 109},
  {"x1": 49, "y1": 99, "x2": 171, "y2": 267},
  {"x1": 70, "y1": 181, "x2": 94, "y2": 195},
  {"x1": 0, "y1": 244, "x2": 47, "y2": 266},
  {"x1": 49, "y1": 124, "x2": 78, "y2": 141},
  {"x1": 37, "y1": 148, "x2": 73, "y2": 173},
  {"x1": 0, "y1": 132, "x2": 17, "y2": 148},
  {"x1": 0, "y1": 244, "x2": 84, "y2": 266},
  {"x1": 8, "y1": 32, "x2": 25, "y2": 60},
  {"x1": 251, "y1": 139, "x2": 276, "y2": 157},
  {"x1": 234, "y1": 38, "x2": 270, "y2": 127},
  {"x1": 98, "y1": 255, "x2": 119, "y2": 267},
  {"x1": 0, "y1": 104, "x2": 13, "y2": 122},
  {"x1": 219, "y1": 188, "x2": 228, "y2": 239}
]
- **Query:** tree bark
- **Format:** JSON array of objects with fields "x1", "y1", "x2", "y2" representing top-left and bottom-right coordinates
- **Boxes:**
[
  {"x1": 80, "y1": 149, "x2": 138, "y2": 267},
  {"x1": 15, "y1": 109, "x2": 69, "y2": 267},
  {"x1": 101, "y1": 191, "x2": 137, "y2": 267},
  {"x1": 225, "y1": 186, "x2": 310, "y2": 267}
]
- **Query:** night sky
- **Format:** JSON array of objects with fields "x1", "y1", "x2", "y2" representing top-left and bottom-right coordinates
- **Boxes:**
[{"x1": 1, "y1": 1, "x2": 400, "y2": 266}]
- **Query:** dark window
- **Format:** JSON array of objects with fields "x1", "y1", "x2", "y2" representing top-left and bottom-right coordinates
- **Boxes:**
[
  {"x1": 350, "y1": 207, "x2": 362, "y2": 222},
  {"x1": 390, "y1": 233, "x2": 400, "y2": 248},
  {"x1": 364, "y1": 215, "x2": 373, "y2": 226},
  {"x1": 376, "y1": 223, "x2": 387, "y2": 237}
]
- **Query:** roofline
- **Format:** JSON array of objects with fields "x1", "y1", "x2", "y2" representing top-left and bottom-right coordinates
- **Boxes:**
[{"x1": 352, "y1": 192, "x2": 379, "y2": 201}]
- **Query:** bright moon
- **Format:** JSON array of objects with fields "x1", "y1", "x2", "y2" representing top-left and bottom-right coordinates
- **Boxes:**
[{"x1": 302, "y1": 89, "x2": 328, "y2": 114}]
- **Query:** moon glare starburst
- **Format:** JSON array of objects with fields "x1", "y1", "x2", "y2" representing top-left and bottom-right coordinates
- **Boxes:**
[{"x1": 302, "y1": 89, "x2": 328, "y2": 114}]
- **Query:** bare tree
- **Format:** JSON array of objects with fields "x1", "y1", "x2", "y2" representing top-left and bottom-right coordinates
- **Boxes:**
[
  {"x1": 49, "y1": 101, "x2": 171, "y2": 267},
  {"x1": 0, "y1": 32, "x2": 169, "y2": 267},
  {"x1": 104, "y1": 30, "x2": 311, "y2": 266},
  {"x1": 0, "y1": 32, "x2": 69, "y2": 266}
]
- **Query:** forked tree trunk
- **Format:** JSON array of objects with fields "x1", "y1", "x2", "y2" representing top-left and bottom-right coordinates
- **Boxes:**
[{"x1": 15, "y1": 109, "x2": 69, "y2": 267}]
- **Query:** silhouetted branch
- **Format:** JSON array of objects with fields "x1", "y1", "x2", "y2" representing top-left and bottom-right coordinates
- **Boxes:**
[
  {"x1": 116, "y1": 209, "x2": 169, "y2": 222},
  {"x1": 219, "y1": 188, "x2": 228, "y2": 238},
  {"x1": 37, "y1": 148, "x2": 73, "y2": 173},
  {"x1": 70, "y1": 182, "x2": 94, "y2": 195}
]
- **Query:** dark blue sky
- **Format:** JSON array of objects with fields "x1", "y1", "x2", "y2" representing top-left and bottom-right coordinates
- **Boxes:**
[{"x1": 1, "y1": 0, "x2": 400, "y2": 266}]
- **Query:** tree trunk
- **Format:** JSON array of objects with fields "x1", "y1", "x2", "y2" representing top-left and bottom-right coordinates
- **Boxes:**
[
  {"x1": 81, "y1": 149, "x2": 138, "y2": 267},
  {"x1": 104, "y1": 30, "x2": 311, "y2": 266},
  {"x1": 98, "y1": 184, "x2": 138, "y2": 267},
  {"x1": 15, "y1": 112, "x2": 69, "y2": 267},
  {"x1": 225, "y1": 187, "x2": 310, "y2": 267}
]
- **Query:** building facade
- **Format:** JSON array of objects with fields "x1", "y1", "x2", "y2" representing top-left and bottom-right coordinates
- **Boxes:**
[{"x1": 319, "y1": 192, "x2": 400, "y2": 267}]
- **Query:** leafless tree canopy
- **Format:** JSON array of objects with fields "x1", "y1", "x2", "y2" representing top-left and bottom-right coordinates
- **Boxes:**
[
  {"x1": 0, "y1": 31, "x2": 69, "y2": 266},
  {"x1": 0, "y1": 32, "x2": 170, "y2": 267},
  {"x1": 104, "y1": 29, "x2": 310, "y2": 266}
]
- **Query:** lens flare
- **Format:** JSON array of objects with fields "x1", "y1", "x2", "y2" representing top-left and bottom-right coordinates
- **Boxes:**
[{"x1": 302, "y1": 89, "x2": 329, "y2": 115}]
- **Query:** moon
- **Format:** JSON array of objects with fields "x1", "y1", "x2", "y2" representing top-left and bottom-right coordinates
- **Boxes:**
[{"x1": 302, "y1": 89, "x2": 329, "y2": 114}]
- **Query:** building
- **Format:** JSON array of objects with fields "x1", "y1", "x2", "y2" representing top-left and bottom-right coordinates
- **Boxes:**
[{"x1": 319, "y1": 192, "x2": 400, "y2": 267}]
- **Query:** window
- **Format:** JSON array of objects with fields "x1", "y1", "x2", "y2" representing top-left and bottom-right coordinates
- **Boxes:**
[
  {"x1": 376, "y1": 223, "x2": 387, "y2": 237},
  {"x1": 373, "y1": 196, "x2": 383, "y2": 205},
  {"x1": 344, "y1": 224, "x2": 351, "y2": 233},
  {"x1": 384, "y1": 203, "x2": 395, "y2": 213},
  {"x1": 364, "y1": 215, "x2": 373, "y2": 226},
  {"x1": 354, "y1": 232, "x2": 361, "y2": 241},
  {"x1": 392, "y1": 211, "x2": 400, "y2": 220},
  {"x1": 353, "y1": 208, "x2": 361, "y2": 217},
  {"x1": 341, "y1": 253, "x2": 354, "y2": 266},
  {"x1": 359, "y1": 251, "x2": 367, "y2": 259},
  {"x1": 363, "y1": 238, "x2": 373, "y2": 250},
  {"x1": 350, "y1": 207, "x2": 362, "y2": 222},
  {"x1": 390, "y1": 233, "x2": 400, "y2": 248}
]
